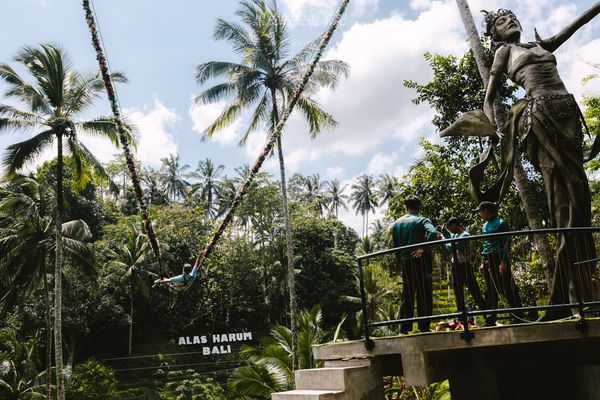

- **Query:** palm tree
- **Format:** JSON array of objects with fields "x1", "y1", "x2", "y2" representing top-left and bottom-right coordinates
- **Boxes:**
[
  {"x1": 141, "y1": 167, "x2": 168, "y2": 206},
  {"x1": 159, "y1": 154, "x2": 190, "y2": 203},
  {"x1": 341, "y1": 263, "x2": 395, "y2": 333},
  {"x1": 376, "y1": 173, "x2": 399, "y2": 207},
  {"x1": 189, "y1": 158, "x2": 225, "y2": 217},
  {"x1": 324, "y1": 178, "x2": 348, "y2": 218},
  {"x1": 0, "y1": 175, "x2": 94, "y2": 399},
  {"x1": 229, "y1": 305, "x2": 343, "y2": 397},
  {"x1": 369, "y1": 218, "x2": 390, "y2": 251},
  {"x1": 0, "y1": 329, "x2": 50, "y2": 400},
  {"x1": 298, "y1": 174, "x2": 328, "y2": 216},
  {"x1": 351, "y1": 174, "x2": 378, "y2": 237},
  {"x1": 106, "y1": 222, "x2": 161, "y2": 355},
  {"x1": 194, "y1": 0, "x2": 349, "y2": 368},
  {"x1": 0, "y1": 44, "x2": 125, "y2": 399}
]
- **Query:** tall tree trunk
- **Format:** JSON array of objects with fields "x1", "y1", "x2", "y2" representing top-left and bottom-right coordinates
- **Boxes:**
[
  {"x1": 43, "y1": 264, "x2": 52, "y2": 399},
  {"x1": 128, "y1": 292, "x2": 133, "y2": 356},
  {"x1": 271, "y1": 89, "x2": 298, "y2": 370},
  {"x1": 54, "y1": 130, "x2": 65, "y2": 400},
  {"x1": 207, "y1": 184, "x2": 213, "y2": 217},
  {"x1": 454, "y1": 0, "x2": 554, "y2": 289}
]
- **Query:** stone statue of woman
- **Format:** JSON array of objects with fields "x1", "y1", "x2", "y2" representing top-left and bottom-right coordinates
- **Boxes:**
[{"x1": 442, "y1": 2, "x2": 600, "y2": 319}]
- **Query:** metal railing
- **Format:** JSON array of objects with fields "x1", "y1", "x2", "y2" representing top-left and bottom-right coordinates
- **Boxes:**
[{"x1": 357, "y1": 227, "x2": 600, "y2": 350}]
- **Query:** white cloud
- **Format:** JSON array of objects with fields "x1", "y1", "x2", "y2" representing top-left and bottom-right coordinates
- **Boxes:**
[
  {"x1": 353, "y1": 0, "x2": 380, "y2": 16},
  {"x1": 280, "y1": 0, "x2": 335, "y2": 19},
  {"x1": 121, "y1": 99, "x2": 179, "y2": 167},
  {"x1": 280, "y1": 0, "x2": 378, "y2": 20},
  {"x1": 280, "y1": 1, "x2": 467, "y2": 170},
  {"x1": 189, "y1": 100, "x2": 243, "y2": 145},
  {"x1": 326, "y1": 166, "x2": 345, "y2": 179},
  {"x1": 3, "y1": 99, "x2": 179, "y2": 175},
  {"x1": 366, "y1": 152, "x2": 396, "y2": 175},
  {"x1": 409, "y1": 0, "x2": 433, "y2": 11},
  {"x1": 243, "y1": 130, "x2": 278, "y2": 172}
]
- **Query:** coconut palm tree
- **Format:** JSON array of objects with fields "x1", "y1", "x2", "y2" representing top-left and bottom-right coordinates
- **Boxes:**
[
  {"x1": 229, "y1": 305, "x2": 343, "y2": 397},
  {"x1": 189, "y1": 158, "x2": 225, "y2": 217},
  {"x1": 298, "y1": 174, "x2": 328, "y2": 216},
  {"x1": 106, "y1": 222, "x2": 162, "y2": 355},
  {"x1": 159, "y1": 154, "x2": 190, "y2": 203},
  {"x1": 341, "y1": 263, "x2": 395, "y2": 332},
  {"x1": 140, "y1": 167, "x2": 168, "y2": 206},
  {"x1": 351, "y1": 174, "x2": 378, "y2": 237},
  {"x1": 324, "y1": 179, "x2": 349, "y2": 218},
  {"x1": 0, "y1": 329, "x2": 50, "y2": 400},
  {"x1": 194, "y1": 0, "x2": 349, "y2": 368},
  {"x1": 369, "y1": 218, "x2": 390, "y2": 251},
  {"x1": 376, "y1": 173, "x2": 399, "y2": 207},
  {"x1": 0, "y1": 44, "x2": 126, "y2": 399},
  {"x1": 0, "y1": 175, "x2": 94, "y2": 399}
]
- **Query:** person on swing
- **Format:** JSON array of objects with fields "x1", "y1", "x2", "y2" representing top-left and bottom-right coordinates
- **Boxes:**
[{"x1": 153, "y1": 263, "x2": 199, "y2": 307}]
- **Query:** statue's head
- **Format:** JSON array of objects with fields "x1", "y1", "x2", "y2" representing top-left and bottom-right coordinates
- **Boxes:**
[{"x1": 482, "y1": 9, "x2": 522, "y2": 43}]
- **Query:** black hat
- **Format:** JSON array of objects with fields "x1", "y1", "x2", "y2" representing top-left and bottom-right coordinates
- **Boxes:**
[
  {"x1": 472, "y1": 201, "x2": 497, "y2": 213},
  {"x1": 446, "y1": 217, "x2": 462, "y2": 227},
  {"x1": 404, "y1": 195, "x2": 421, "y2": 209}
]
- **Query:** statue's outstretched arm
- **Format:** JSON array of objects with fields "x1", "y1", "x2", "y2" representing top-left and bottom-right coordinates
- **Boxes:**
[{"x1": 540, "y1": 1, "x2": 600, "y2": 52}]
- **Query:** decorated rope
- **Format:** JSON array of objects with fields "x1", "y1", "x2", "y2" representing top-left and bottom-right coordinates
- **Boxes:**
[
  {"x1": 82, "y1": 0, "x2": 161, "y2": 261},
  {"x1": 193, "y1": 0, "x2": 350, "y2": 270}
]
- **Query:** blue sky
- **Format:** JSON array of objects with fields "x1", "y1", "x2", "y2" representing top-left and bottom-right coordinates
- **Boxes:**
[{"x1": 1, "y1": 0, "x2": 600, "y2": 233}]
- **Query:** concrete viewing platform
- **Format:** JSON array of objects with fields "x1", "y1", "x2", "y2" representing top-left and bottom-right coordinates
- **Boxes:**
[{"x1": 273, "y1": 319, "x2": 600, "y2": 400}]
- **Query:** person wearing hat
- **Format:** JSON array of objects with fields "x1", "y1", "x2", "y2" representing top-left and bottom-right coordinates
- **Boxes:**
[
  {"x1": 390, "y1": 195, "x2": 440, "y2": 333},
  {"x1": 439, "y1": 217, "x2": 486, "y2": 313},
  {"x1": 474, "y1": 202, "x2": 522, "y2": 326}
]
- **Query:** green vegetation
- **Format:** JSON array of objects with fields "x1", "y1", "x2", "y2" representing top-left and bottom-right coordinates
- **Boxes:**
[{"x1": 1, "y1": 2, "x2": 599, "y2": 400}]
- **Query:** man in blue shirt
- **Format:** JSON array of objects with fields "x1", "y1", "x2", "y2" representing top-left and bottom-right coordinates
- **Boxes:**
[
  {"x1": 391, "y1": 195, "x2": 440, "y2": 333},
  {"x1": 153, "y1": 263, "x2": 199, "y2": 307},
  {"x1": 475, "y1": 202, "x2": 522, "y2": 326},
  {"x1": 440, "y1": 217, "x2": 485, "y2": 313}
]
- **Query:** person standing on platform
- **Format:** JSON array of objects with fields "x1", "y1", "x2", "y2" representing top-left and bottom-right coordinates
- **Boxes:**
[
  {"x1": 391, "y1": 195, "x2": 439, "y2": 334},
  {"x1": 440, "y1": 217, "x2": 486, "y2": 313},
  {"x1": 475, "y1": 202, "x2": 522, "y2": 326}
]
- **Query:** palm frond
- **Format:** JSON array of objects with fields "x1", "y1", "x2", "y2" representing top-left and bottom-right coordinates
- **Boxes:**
[
  {"x1": 0, "y1": 104, "x2": 38, "y2": 123},
  {"x1": 2, "y1": 129, "x2": 54, "y2": 175},
  {"x1": 75, "y1": 118, "x2": 119, "y2": 146},
  {"x1": 194, "y1": 61, "x2": 254, "y2": 85},
  {"x1": 63, "y1": 71, "x2": 105, "y2": 116},
  {"x1": 239, "y1": 91, "x2": 269, "y2": 145},
  {"x1": 0, "y1": 64, "x2": 51, "y2": 114},
  {"x1": 294, "y1": 95, "x2": 337, "y2": 137},
  {"x1": 16, "y1": 44, "x2": 69, "y2": 109},
  {"x1": 193, "y1": 82, "x2": 238, "y2": 106},
  {"x1": 61, "y1": 219, "x2": 92, "y2": 241},
  {"x1": 203, "y1": 83, "x2": 263, "y2": 138},
  {"x1": 214, "y1": 19, "x2": 253, "y2": 52}
]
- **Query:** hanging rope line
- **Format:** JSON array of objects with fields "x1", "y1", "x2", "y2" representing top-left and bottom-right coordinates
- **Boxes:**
[
  {"x1": 82, "y1": 0, "x2": 162, "y2": 264},
  {"x1": 193, "y1": 0, "x2": 350, "y2": 270}
]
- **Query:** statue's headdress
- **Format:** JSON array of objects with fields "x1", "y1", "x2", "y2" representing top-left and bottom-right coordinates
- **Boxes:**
[{"x1": 481, "y1": 9, "x2": 517, "y2": 37}]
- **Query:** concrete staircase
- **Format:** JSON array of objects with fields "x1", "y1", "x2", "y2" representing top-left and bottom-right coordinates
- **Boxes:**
[{"x1": 272, "y1": 365, "x2": 380, "y2": 399}]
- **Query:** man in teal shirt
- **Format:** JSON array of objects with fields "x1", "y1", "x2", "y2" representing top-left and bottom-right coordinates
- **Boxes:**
[
  {"x1": 153, "y1": 263, "x2": 199, "y2": 307},
  {"x1": 440, "y1": 217, "x2": 485, "y2": 313},
  {"x1": 475, "y1": 202, "x2": 522, "y2": 326},
  {"x1": 391, "y1": 195, "x2": 439, "y2": 333}
]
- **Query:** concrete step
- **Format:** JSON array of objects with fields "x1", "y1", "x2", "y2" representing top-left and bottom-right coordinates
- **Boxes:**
[
  {"x1": 294, "y1": 366, "x2": 369, "y2": 391},
  {"x1": 271, "y1": 389, "x2": 344, "y2": 400}
]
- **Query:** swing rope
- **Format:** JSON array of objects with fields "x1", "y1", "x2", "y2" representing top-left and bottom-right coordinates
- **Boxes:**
[
  {"x1": 192, "y1": 0, "x2": 350, "y2": 271},
  {"x1": 82, "y1": 0, "x2": 165, "y2": 273}
]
